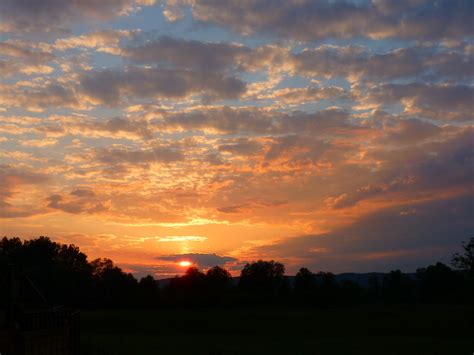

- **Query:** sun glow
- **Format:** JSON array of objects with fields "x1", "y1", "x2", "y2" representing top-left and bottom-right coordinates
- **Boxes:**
[{"x1": 178, "y1": 261, "x2": 192, "y2": 267}]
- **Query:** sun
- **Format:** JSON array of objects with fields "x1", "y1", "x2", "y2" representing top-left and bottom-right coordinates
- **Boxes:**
[{"x1": 178, "y1": 261, "x2": 192, "y2": 267}]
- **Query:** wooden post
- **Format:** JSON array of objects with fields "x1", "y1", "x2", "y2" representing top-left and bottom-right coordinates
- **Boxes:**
[{"x1": 6, "y1": 263, "x2": 15, "y2": 328}]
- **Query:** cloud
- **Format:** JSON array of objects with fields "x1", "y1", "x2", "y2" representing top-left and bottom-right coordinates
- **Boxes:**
[
  {"x1": 268, "y1": 86, "x2": 346, "y2": 104},
  {"x1": 218, "y1": 138, "x2": 263, "y2": 156},
  {"x1": 80, "y1": 66, "x2": 246, "y2": 105},
  {"x1": 376, "y1": 118, "x2": 442, "y2": 146},
  {"x1": 163, "y1": 0, "x2": 473, "y2": 41},
  {"x1": 293, "y1": 46, "x2": 422, "y2": 81},
  {"x1": 154, "y1": 106, "x2": 351, "y2": 135},
  {"x1": 20, "y1": 138, "x2": 59, "y2": 147},
  {"x1": 94, "y1": 145, "x2": 185, "y2": 166},
  {"x1": 0, "y1": 81, "x2": 81, "y2": 112},
  {"x1": 256, "y1": 194, "x2": 474, "y2": 272},
  {"x1": 0, "y1": 40, "x2": 54, "y2": 77},
  {"x1": 0, "y1": 165, "x2": 50, "y2": 218},
  {"x1": 291, "y1": 45, "x2": 473, "y2": 82},
  {"x1": 124, "y1": 36, "x2": 248, "y2": 71},
  {"x1": 47, "y1": 189, "x2": 108, "y2": 215},
  {"x1": 156, "y1": 253, "x2": 238, "y2": 268},
  {"x1": 362, "y1": 83, "x2": 474, "y2": 121},
  {"x1": 326, "y1": 127, "x2": 473, "y2": 209},
  {"x1": 71, "y1": 116, "x2": 153, "y2": 140},
  {"x1": 54, "y1": 30, "x2": 137, "y2": 53},
  {"x1": 154, "y1": 106, "x2": 277, "y2": 134},
  {"x1": 217, "y1": 199, "x2": 286, "y2": 214},
  {"x1": 1, "y1": 0, "x2": 472, "y2": 277},
  {"x1": 156, "y1": 236, "x2": 207, "y2": 242},
  {"x1": 0, "y1": 0, "x2": 155, "y2": 34}
]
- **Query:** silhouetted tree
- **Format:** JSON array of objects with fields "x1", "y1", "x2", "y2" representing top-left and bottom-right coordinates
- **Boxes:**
[
  {"x1": 338, "y1": 280, "x2": 364, "y2": 306},
  {"x1": 204, "y1": 266, "x2": 233, "y2": 305},
  {"x1": 313, "y1": 272, "x2": 339, "y2": 307},
  {"x1": 452, "y1": 237, "x2": 474, "y2": 277},
  {"x1": 240, "y1": 260, "x2": 286, "y2": 303},
  {"x1": 165, "y1": 267, "x2": 207, "y2": 306},
  {"x1": 138, "y1": 275, "x2": 160, "y2": 307},
  {"x1": 91, "y1": 258, "x2": 138, "y2": 307},
  {"x1": 367, "y1": 274, "x2": 382, "y2": 303},
  {"x1": 451, "y1": 237, "x2": 474, "y2": 304},
  {"x1": 416, "y1": 262, "x2": 461, "y2": 303},
  {"x1": 206, "y1": 266, "x2": 232, "y2": 289},
  {"x1": 183, "y1": 267, "x2": 206, "y2": 286},
  {"x1": 0, "y1": 236, "x2": 94, "y2": 306},
  {"x1": 382, "y1": 270, "x2": 415, "y2": 304},
  {"x1": 294, "y1": 268, "x2": 315, "y2": 304},
  {"x1": 3, "y1": 236, "x2": 473, "y2": 309}
]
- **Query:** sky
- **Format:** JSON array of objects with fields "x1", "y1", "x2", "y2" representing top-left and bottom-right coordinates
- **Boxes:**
[{"x1": 0, "y1": 0, "x2": 473, "y2": 278}]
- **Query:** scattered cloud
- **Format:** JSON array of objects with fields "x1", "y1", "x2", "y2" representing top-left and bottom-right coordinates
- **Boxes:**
[
  {"x1": 163, "y1": 0, "x2": 473, "y2": 41},
  {"x1": 1, "y1": 0, "x2": 472, "y2": 276},
  {"x1": 0, "y1": 0, "x2": 155, "y2": 34}
]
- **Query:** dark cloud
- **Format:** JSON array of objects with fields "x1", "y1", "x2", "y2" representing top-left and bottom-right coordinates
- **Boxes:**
[
  {"x1": 293, "y1": 46, "x2": 423, "y2": 81},
  {"x1": 364, "y1": 83, "x2": 474, "y2": 121},
  {"x1": 75, "y1": 117, "x2": 153, "y2": 140},
  {"x1": 124, "y1": 36, "x2": 248, "y2": 72},
  {"x1": 154, "y1": 106, "x2": 351, "y2": 135},
  {"x1": 94, "y1": 145, "x2": 185, "y2": 166},
  {"x1": 80, "y1": 67, "x2": 246, "y2": 105},
  {"x1": 271, "y1": 86, "x2": 347, "y2": 104},
  {"x1": 70, "y1": 189, "x2": 96, "y2": 198},
  {"x1": 0, "y1": 81, "x2": 80, "y2": 111},
  {"x1": 377, "y1": 118, "x2": 442, "y2": 146},
  {"x1": 329, "y1": 128, "x2": 474, "y2": 209},
  {"x1": 156, "y1": 253, "x2": 238, "y2": 268},
  {"x1": 263, "y1": 135, "x2": 329, "y2": 166},
  {"x1": 155, "y1": 106, "x2": 277, "y2": 134},
  {"x1": 218, "y1": 138, "x2": 263, "y2": 156},
  {"x1": 164, "y1": 0, "x2": 473, "y2": 41},
  {"x1": 0, "y1": 0, "x2": 154, "y2": 34},
  {"x1": 257, "y1": 194, "x2": 474, "y2": 272},
  {"x1": 47, "y1": 192, "x2": 107, "y2": 215},
  {"x1": 291, "y1": 45, "x2": 473, "y2": 82}
]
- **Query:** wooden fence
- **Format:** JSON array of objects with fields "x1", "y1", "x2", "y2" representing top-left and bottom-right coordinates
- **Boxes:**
[{"x1": 0, "y1": 308, "x2": 80, "y2": 355}]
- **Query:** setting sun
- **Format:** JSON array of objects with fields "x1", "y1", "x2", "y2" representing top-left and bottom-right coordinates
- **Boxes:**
[{"x1": 178, "y1": 261, "x2": 192, "y2": 268}]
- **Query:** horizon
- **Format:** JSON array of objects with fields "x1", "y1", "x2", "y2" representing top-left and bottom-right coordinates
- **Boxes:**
[{"x1": 0, "y1": 0, "x2": 473, "y2": 280}]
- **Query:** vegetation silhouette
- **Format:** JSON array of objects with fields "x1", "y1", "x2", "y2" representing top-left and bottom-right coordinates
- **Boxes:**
[{"x1": 1, "y1": 236, "x2": 473, "y2": 309}]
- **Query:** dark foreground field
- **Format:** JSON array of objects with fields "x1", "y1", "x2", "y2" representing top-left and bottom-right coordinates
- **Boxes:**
[{"x1": 81, "y1": 305, "x2": 474, "y2": 355}]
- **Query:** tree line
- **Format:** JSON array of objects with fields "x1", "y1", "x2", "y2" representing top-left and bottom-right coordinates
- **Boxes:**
[{"x1": 0, "y1": 236, "x2": 473, "y2": 308}]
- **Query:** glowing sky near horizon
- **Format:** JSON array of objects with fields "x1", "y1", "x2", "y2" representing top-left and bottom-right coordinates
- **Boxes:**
[{"x1": 0, "y1": 0, "x2": 473, "y2": 278}]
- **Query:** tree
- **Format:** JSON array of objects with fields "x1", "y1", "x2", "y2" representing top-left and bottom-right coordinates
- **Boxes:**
[
  {"x1": 451, "y1": 238, "x2": 474, "y2": 304},
  {"x1": 206, "y1": 266, "x2": 232, "y2": 290},
  {"x1": 452, "y1": 237, "x2": 474, "y2": 277},
  {"x1": 416, "y1": 262, "x2": 461, "y2": 303},
  {"x1": 313, "y1": 272, "x2": 338, "y2": 306},
  {"x1": 183, "y1": 266, "x2": 206, "y2": 285},
  {"x1": 382, "y1": 270, "x2": 415, "y2": 303},
  {"x1": 91, "y1": 258, "x2": 138, "y2": 307},
  {"x1": 240, "y1": 260, "x2": 286, "y2": 300},
  {"x1": 205, "y1": 266, "x2": 233, "y2": 305},
  {"x1": 294, "y1": 268, "x2": 315, "y2": 303},
  {"x1": 138, "y1": 275, "x2": 160, "y2": 307}
]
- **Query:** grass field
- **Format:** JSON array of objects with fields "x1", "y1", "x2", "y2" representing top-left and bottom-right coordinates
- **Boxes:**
[{"x1": 80, "y1": 305, "x2": 474, "y2": 355}]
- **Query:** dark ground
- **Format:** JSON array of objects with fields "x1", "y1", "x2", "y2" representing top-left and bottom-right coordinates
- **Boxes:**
[{"x1": 80, "y1": 305, "x2": 474, "y2": 355}]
